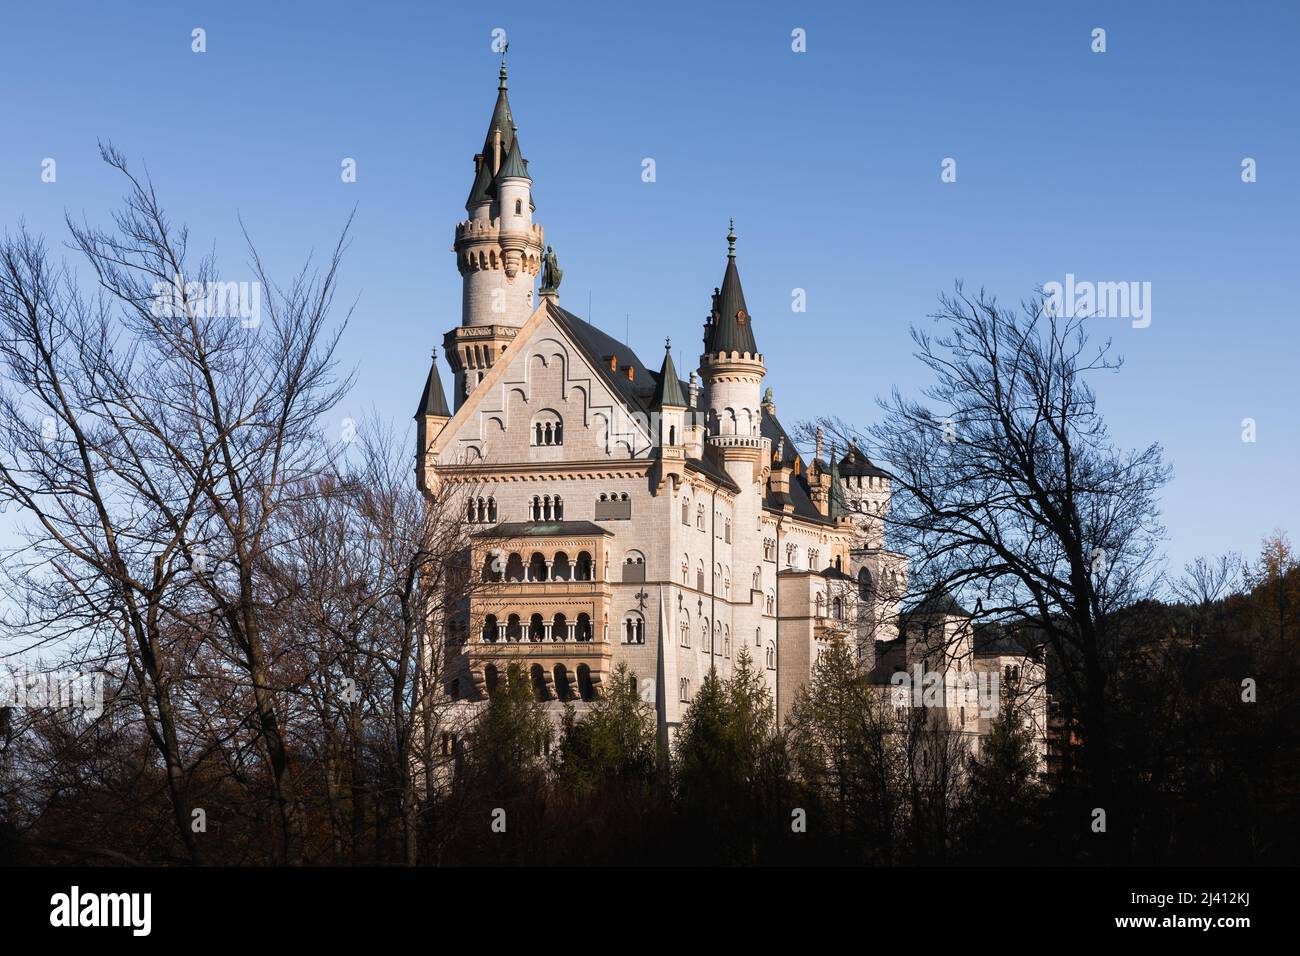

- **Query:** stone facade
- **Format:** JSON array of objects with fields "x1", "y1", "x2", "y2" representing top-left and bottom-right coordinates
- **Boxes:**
[{"x1": 416, "y1": 62, "x2": 1046, "y2": 757}]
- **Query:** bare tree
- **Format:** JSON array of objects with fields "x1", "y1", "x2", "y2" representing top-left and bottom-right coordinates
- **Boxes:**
[
  {"x1": 815, "y1": 284, "x2": 1170, "y2": 861},
  {"x1": 0, "y1": 145, "x2": 352, "y2": 864}
]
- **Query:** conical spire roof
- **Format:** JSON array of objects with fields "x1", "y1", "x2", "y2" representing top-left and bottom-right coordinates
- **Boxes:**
[
  {"x1": 465, "y1": 155, "x2": 494, "y2": 209},
  {"x1": 496, "y1": 134, "x2": 529, "y2": 181},
  {"x1": 650, "y1": 339, "x2": 687, "y2": 408},
  {"x1": 414, "y1": 355, "x2": 451, "y2": 419},
  {"x1": 703, "y1": 221, "x2": 758, "y2": 356},
  {"x1": 482, "y1": 57, "x2": 516, "y2": 162}
]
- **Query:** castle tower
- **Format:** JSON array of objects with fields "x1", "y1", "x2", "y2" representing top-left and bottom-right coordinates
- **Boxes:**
[
  {"x1": 445, "y1": 56, "x2": 545, "y2": 409},
  {"x1": 699, "y1": 222, "x2": 768, "y2": 485},
  {"x1": 650, "y1": 338, "x2": 688, "y2": 494}
]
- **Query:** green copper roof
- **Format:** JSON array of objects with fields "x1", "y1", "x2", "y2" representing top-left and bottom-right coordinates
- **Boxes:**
[
  {"x1": 482, "y1": 61, "x2": 516, "y2": 162},
  {"x1": 496, "y1": 135, "x2": 529, "y2": 181},
  {"x1": 703, "y1": 221, "x2": 758, "y2": 356},
  {"x1": 650, "y1": 339, "x2": 688, "y2": 408},
  {"x1": 414, "y1": 355, "x2": 451, "y2": 419},
  {"x1": 465, "y1": 156, "x2": 494, "y2": 209}
]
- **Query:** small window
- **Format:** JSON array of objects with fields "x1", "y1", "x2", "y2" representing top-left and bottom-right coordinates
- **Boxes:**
[{"x1": 515, "y1": 198, "x2": 522, "y2": 215}]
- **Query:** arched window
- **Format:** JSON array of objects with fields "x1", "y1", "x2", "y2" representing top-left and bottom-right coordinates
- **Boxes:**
[
  {"x1": 577, "y1": 664, "x2": 595, "y2": 701},
  {"x1": 515, "y1": 198, "x2": 522, "y2": 215},
  {"x1": 506, "y1": 614, "x2": 522, "y2": 642},
  {"x1": 755, "y1": 626, "x2": 762, "y2": 647},
  {"x1": 858, "y1": 567, "x2": 874, "y2": 602},
  {"x1": 725, "y1": 518, "x2": 731, "y2": 543},
  {"x1": 679, "y1": 610, "x2": 691, "y2": 647},
  {"x1": 504, "y1": 552, "x2": 525, "y2": 582},
  {"x1": 701, "y1": 617, "x2": 710, "y2": 653},
  {"x1": 723, "y1": 626, "x2": 730, "y2": 658},
  {"x1": 530, "y1": 409, "x2": 563, "y2": 446},
  {"x1": 679, "y1": 677, "x2": 689, "y2": 702},
  {"x1": 696, "y1": 561, "x2": 705, "y2": 592},
  {"x1": 575, "y1": 551, "x2": 593, "y2": 581},
  {"x1": 554, "y1": 665, "x2": 572, "y2": 701},
  {"x1": 682, "y1": 496, "x2": 690, "y2": 525},
  {"x1": 681, "y1": 555, "x2": 689, "y2": 585},
  {"x1": 752, "y1": 567, "x2": 761, "y2": 590},
  {"x1": 553, "y1": 612, "x2": 569, "y2": 642},
  {"x1": 551, "y1": 550, "x2": 571, "y2": 581},
  {"x1": 622, "y1": 550, "x2": 646, "y2": 583},
  {"x1": 527, "y1": 552, "x2": 547, "y2": 581},
  {"x1": 696, "y1": 504, "x2": 705, "y2": 530},
  {"x1": 816, "y1": 593, "x2": 825, "y2": 616},
  {"x1": 833, "y1": 597, "x2": 843, "y2": 620},
  {"x1": 766, "y1": 642, "x2": 776, "y2": 669},
  {"x1": 482, "y1": 614, "x2": 498, "y2": 643},
  {"x1": 576, "y1": 613, "x2": 592, "y2": 642},
  {"x1": 529, "y1": 614, "x2": 545, "y2": 642},
  {"x1": 530, "y1": 664, "x2": 550, "y2": 701},
  {"x1": 623, "y1": 611, "x2": 645, "y2": 645}
]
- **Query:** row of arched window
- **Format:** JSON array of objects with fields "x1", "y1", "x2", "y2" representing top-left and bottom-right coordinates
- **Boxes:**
[
  {"x1": 484, "y1": 662, "x2": 596, "y2": 702},
  {"x1": 531, "y1": 410, "x2": 563, "y2": 446},
  {"x1": 482, "y1": 612, "x2": 594, "y2": 643},
  {"x1": 467, "y1": 496, "x2": 498, "y2": 524},
  {"x1": 530, "y1": 495, "x2": 563, "y2": 521}
]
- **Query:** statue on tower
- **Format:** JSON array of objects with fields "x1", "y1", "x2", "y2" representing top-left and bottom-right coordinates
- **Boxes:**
[{"x1": 540, "y1": 245, "x2": 563, "y2": 296}]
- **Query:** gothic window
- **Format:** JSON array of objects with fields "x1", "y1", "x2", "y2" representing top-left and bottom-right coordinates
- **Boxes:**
[
  {"x1": 680, "y1": 610, "x2": 690, "y2": 648},
  {"x1": 786, "y1": 543, "x2": 797, "y2": 568},
  {"x1": 696, "y1": 504, "x2": 705, "y2": 530},
  {"x1": 766, "y1": 642, "x2": 776, "y2": 670},
  {"x1": 679, "y1": 677, "x2": 690, "y2": 702},
  {"x1": 724, "y1": 626, "x2": 730, "y2": 658},
  {"x1": 752, "y1": 567, "x2": 761, "y2": 590},
  {"x1": 696, "y1": 561, "x2": 704, "y2": 592},
  {"x1": 833, "y1": 597, "x2": 843, "y2": 620},
  {"x1": 514, "y1": 198, "x2": 522, "y2": 215},
  {"x1": 755, "y1": 627, "x2": 762, "y2": 647},
  {"x1": 809, "y1": 548, "x2": 819, "y2": 569},
  {"x1": 766, "y1": 592, "x2": 775, "y2": 615},
  {"x1": 681, "y1": 555, "x2": 689, "y2": 585},
  {"x1": 682, "y1": 495, "x2": 691, "y2": 525},
  {"x1": 701, "y1": 618, "x2": 710, "y2": 653}
]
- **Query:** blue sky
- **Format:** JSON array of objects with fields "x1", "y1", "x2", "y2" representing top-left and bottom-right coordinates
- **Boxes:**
[{"x1": 2, "y1": 0, "x2": 1297, "y2": 575}]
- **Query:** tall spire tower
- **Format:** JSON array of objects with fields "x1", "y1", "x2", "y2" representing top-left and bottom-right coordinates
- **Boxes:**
[
  {"x1": 445, "y1": 53, "x2": 545, "y2": 408},
  {"x1": 699, "y1": 221, "x2": 768, "y2": 481}
]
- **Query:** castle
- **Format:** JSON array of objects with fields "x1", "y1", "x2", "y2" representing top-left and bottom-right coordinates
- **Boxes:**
[{"x1": 416, "y1": 60, "x2": 1046, "y2": 758}]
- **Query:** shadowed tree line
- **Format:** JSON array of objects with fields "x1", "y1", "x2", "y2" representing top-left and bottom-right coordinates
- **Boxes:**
[{"x1": 0, "y1": 157, "x2": 1295, "y2": 866}]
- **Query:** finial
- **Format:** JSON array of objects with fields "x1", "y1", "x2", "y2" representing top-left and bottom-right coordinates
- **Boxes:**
[
  {"x1": 665, "y1": 336, "x2": 672, "y2": 352},
  {"x1": 498, "y1": 43, "x2": 509, "y2": 90},
  {"x1": 726, "y1": 219, "x2": 736, "y2": 258}
]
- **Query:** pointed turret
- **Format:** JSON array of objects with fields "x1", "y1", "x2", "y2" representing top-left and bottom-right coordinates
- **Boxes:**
[
  {"x1": 650, "y1": 339, "x2": 687, "y2": 408},
  {"x1": 828, "y1": 445, "x2": 848, "y2": 522},
  {"x1": 704, "y1": 220, "x2": 758, "y2": 356},
  {"x1": 415, "y1": 354, "x2": 451, "y2": 420},
  {"x1": 650, "y1": 339, "x2": 688, "y2": 494},
  {"x1": 496, "y1": 134, "x2": 530, "y2": 182},
  {"x1": 450, "y1": 55, "x2": 545, "y2": 406}
]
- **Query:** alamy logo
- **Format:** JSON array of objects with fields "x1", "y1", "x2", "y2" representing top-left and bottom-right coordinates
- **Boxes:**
[
  {"x1": 0, "y1": 666, "x2": 104, "y2": 718},
  {"x1": 150, "y1": 272, "x2": 262, "y2": 328},
  {"x1": 888, "y1": 665, "x2": 1001, "y2": 718},
  {"x1": 1043, "y1": 273, "x2": 1151, "y2": 328},
  {"x1": 49, "y1": 886, "x2": 151, "y2": 936}
]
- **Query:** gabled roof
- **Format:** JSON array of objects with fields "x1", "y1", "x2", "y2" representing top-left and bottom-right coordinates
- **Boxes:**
[
  {"x1": 905, "y1": 591, "x2": 973, "y2": 619},
  {"x1": 414, "y1": 356, "x2": 451, "y2": 419},
  {"x1": 839, "y1": 442, "x2": 889, "y2": 479},
  {"x1": 547, "y1": 303, "x2": 738, "y2": 493},
  {"x1": 761, "y1": 413, "x2": 832, "y2": 525}
]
